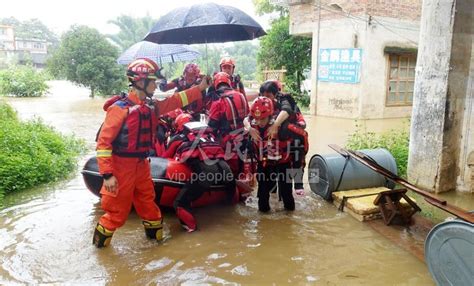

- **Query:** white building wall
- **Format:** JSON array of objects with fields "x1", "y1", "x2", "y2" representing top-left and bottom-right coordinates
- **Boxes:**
[
  {"x1": 360, "y1": 17, "x2": 419, "y2": 119},
  {"x1": 0, "y1": 26, "x2": 15, "y2": 50},
  {"x1": 311, "y1": 17, "x2": 419, "y2": 118}
]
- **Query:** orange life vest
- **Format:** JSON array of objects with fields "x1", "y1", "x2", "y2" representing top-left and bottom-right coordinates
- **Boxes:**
[{"x1": 112, "y1": 98, "x2": 156, "y2": 157}]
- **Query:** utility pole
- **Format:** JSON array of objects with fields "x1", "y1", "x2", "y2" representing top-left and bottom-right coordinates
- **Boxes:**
[{"x1": 312, "y1": 0, "x2": 322, "y2": 115}]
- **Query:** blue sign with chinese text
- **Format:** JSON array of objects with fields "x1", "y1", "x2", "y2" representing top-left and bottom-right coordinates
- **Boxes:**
[{"x1": 318, "y1": 48, "x2": 362, "y2": 84}]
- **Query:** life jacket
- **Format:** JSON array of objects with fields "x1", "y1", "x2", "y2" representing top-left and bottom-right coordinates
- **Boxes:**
[
  {"x1": 295, "y1": 111, "x2": 306, "y2": 129},
  {"x1": 249, "y1": 121, "x2": 291, "y2": 165},
  {"x1": 112, "y1": 98, "x2": 157, "y2": 157},
  {"x1": 218, "y1": 88, "x2": 249, "y2": 133},
  {"x1": 285, "y1": 122, "x2": 309, "y2": 155},
  {"x1": 169, "y1": 122, "x2": 225, "y2": 162},
  {"x1": 103, "y1": 92, "x2": 127, "y2": 111}
]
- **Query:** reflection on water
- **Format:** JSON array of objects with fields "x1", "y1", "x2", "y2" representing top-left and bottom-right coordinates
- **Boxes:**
[{"x1": 0, "y1": 81, "x2": 434, "y2": 284}]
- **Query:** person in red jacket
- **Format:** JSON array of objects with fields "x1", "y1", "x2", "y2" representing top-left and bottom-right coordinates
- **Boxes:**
[
  {"x1": 159, "y1": 63, "x2": 202, "y2": 92},
  {"x1": 247, "y1": 96, "x2": 294, "y2": 212},
  {"x1": 252, "y1": 80, "x2": 308, "y2": 196},
  {"x1": 93, "y1": 58, "x2": 209, "y2": 248},
  {"x1": 162, "y1": 113, "x2": 235, "y2": 232},
  {"x1": 159, "y1": 63, "x2": 206, "y2": 119},
  {"x1": 161, "y1": 113, "x2": 193, "y2": 159},
  {"x1": 219, "y1": 57, "x2": 246, "y2": 96},
  {"x1": 207, "y1": 72, "x2": 249, "y2": 176}
]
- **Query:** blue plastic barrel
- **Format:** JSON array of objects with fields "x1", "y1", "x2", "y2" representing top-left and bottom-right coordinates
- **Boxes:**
[
  {"x1": 308, "y1": 148, "x2": 397, "y2": 201},
  {"x1": 425, "y1": 219, "x2": 474, "y2": 286}
]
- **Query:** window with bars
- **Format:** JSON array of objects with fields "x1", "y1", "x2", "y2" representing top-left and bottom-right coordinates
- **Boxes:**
[{"x1": 386, "y1": 53, "x2": 417, "y2": 106}]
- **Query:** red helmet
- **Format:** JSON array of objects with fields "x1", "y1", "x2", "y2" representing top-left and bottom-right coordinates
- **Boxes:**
[
  {"x1": 165, "y1": 108, "x2": 183, "y2": 120},
  {"x1": 213, "y1": 72, "x2": 232, "y2": 89},
  {"x1": 127, "y1": 58, "x2": 161, "y2": 82},
  {"x1": 183, "y1": 63, "x2": 200, "y2": 77},
  {"x1": 175, "y1": 113, "x2": 193, "y2": 132},
  {"x1": 251, "y1": 96, "x2": 274, "y2": 120},
  {"x1": 219, "y1": 57, "x2": 235, "y2": 68}
]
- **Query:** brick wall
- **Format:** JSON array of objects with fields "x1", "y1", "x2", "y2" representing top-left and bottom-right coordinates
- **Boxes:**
[{"x1": 289, "y1": 0, "x2": 422, "y2": 35}]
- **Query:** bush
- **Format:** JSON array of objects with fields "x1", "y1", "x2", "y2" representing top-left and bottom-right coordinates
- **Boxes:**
[
  {"x1": 345, "y1": 125, "x2": 409, "y2": 178},
  {"x1": 0, "y1": 65, "x2": 50, "y2": 97},
  {"x1": 0, "y1": 102, "x2": 85, "y2": 201},
  {"x1": 294, "y1": 90, "x2": 310, "y2": 108}
]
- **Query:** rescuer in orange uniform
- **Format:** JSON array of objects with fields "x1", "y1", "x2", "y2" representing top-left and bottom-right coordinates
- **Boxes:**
[{"x1": 93, "y1": 58, "x2": 209, "y2": 248}]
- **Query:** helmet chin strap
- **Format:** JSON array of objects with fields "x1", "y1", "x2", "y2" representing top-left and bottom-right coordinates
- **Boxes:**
[{"x1": 132, "y1": 79, "x2": 154, "y2": 98}]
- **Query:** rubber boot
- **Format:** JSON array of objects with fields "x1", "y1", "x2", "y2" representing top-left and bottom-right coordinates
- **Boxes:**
[
  {"x1": 176, "y1": 207, "x2": 197, "y2": 232},
  {"x1": 143, "y1": 219, "x2": 163, "y2": 241},
  {"x1": 92, "y1": 223, "x2": 114, "y2": 248}
]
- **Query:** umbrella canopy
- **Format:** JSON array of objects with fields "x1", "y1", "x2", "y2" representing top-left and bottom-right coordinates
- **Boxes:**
[
  {"x1": 117, "y1": 41, "x2": 201, "y2": 65},
  {"x1": 143, "y1": 2, "x2": 266, "y2": 44}
]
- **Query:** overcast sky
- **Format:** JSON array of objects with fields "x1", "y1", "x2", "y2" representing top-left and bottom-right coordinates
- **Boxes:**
[{"x1": 1, "y1": 0, "x2": 271, "y2": 35}]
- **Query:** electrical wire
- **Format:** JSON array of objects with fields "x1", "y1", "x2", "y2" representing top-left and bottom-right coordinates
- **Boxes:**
[
  {"x1": 310, "y1": 1, "x2": 420, "y2": 32},
  {"x1": 371, "y1": 17, "x2": 418, "y2": 45}
]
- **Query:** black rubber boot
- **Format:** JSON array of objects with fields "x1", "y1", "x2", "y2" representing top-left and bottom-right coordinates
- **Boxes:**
[
  {"x1": 92, "y1": 223, "x2": 114, "y2": 248},
  {"x1": 143, "y1": 219, "x2": 164, "y2": 241}
]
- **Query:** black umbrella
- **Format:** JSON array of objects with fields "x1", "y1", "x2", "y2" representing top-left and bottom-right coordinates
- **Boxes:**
[{"x1": 143, "y1": 2, "x2": 266, "y2": 45}]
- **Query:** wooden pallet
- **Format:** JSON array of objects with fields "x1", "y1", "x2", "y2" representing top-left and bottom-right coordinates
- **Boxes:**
[{"x1": 332, "y1": 187, "x2": 417, "y2": 222}]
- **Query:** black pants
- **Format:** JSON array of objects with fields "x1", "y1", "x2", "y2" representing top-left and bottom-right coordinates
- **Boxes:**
[
  {"x1": 256, "y1": 162, "x2": 295, "y2": 212},
  {"x1": 174, "y1": 158, "x2": 236, "y2": 212},
  {"x1": 291, "y1": 138, "x2": 305, "y2": 190}
]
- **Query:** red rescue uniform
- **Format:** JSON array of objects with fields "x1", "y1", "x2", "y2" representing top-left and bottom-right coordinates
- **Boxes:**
[{"x1": 208, "y1": 88, "x2": 249, "y2": 175}]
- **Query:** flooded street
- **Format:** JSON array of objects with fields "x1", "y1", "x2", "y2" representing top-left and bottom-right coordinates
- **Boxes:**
[{"x1": 0, "y1": 81, "x2": 434, "y2": 284}]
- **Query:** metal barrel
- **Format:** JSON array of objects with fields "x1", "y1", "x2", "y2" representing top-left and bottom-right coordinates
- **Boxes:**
[
  {"x1": 424, "y1": 219, "x2": 474, "y2": 286},
  {"x1": 308, "y1": 148, "x2": 398, "y2": 201}
]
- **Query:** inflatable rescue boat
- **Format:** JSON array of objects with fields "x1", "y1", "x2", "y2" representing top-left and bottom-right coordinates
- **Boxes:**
[{"x1": 81, "y1": 156, "x2": 253, "y2": 208}]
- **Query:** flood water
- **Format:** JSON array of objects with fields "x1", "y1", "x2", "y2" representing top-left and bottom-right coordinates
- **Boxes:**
[{"x1": 0, "y1": 81, "x2": 435, "y2": 284}]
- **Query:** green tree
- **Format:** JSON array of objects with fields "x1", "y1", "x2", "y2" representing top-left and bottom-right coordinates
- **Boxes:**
[
  {"x1": 257, "y1": 16, "x2": 311, "y2": 101},
  {"x1": 224, "y1": 42, "x2": 258, "y2": 80},
  {"x1": 195, "y1": 45, "x2": 225, "y2": 75},
  {"x1": 252, "y1": 0, "x2": 287, "y2": 16},
  {"x1": 107, "y1": 15, "x2": 155, "y2": 51},
  {"x1": 0, "y1": 102, "x2": 85, "y2": 201},
  {"x1": 157, "y1": 42, "x2": 259, "y2": 82},
  {"x1": 0, "y1": 65, "x2": 49, "y2": 97},
  {"x1": 47, "y1": 25, "x2": 125, "y2": 97}
]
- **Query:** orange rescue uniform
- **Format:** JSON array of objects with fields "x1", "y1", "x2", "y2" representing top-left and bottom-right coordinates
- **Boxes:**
[{"x1": 96, "y1": 87, "x2": 203, "y2": 230}]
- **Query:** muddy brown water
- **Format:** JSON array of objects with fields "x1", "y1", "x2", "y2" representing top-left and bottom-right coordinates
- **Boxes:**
[{"x1": 0, "y1": 81, "x2": 435, "y2": 284}]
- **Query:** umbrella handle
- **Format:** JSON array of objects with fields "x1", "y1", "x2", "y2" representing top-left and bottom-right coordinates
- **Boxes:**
[{"x1": 205, "y1": 41, "x2": 209, "y2": 74}]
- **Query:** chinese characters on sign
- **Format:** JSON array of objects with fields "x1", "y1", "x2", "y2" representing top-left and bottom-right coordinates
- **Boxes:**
[{"x1": 318, "y1": 48, "x2": 362, "y2": 83}]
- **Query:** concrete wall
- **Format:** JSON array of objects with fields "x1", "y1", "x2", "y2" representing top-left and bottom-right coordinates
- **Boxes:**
[
  {"x1": 303, "y1": 17, "x2": 419, "y2": 118},
  {"x1": 457, "y1": 33, "x2": 474, "y2": 192},
  {"x1": 314, "y1": 19, "x2": 362, "y2": 118},
  {"x1": 359, "y1": 17, "x2": 419, "y2": 119},
  {"x1": 408, "y1": 0, "x2": 473, "y2": 193},
  {"x1": 290, "y1": 0, "x2": 421, "y2": 118}
]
